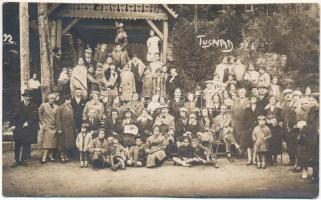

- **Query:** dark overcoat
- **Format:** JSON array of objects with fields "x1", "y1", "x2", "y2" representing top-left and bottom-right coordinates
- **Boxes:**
[
  {"x1": 71, "y1": 97, "x2": 87, "y2": 133},
  {"x1": 12, "y1": 101, "x2": 39, "y2": 144},
  {"x1": 56, "y1": 104, "x2": 76, "y2": 150}
]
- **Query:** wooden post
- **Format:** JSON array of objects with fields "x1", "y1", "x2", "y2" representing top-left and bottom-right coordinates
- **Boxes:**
[
  {"x1": 50, "y1": 20, "x2": 57, "y2": 49},
  {"x1": 162, "y1": 20, "x2": 168, "y2": 64},
  {"x1": 19, "y1": 3, "x2": 30, "y2": 97},
  {"x1": 56, "y1": 19, "x2": 62, "y2": 48},
  {"x1": 38, "y1": 3, "x2": 52, "y2": 101}
]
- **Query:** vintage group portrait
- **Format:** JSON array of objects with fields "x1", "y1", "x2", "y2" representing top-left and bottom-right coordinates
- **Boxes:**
[{"x1": 2, "y1": 1, "x2": 320, "y2": 198}]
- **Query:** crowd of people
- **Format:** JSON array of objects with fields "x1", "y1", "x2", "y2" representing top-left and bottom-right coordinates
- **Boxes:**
[{"x1": 10, "y1": 23, "x2": 319, "y2": 184}]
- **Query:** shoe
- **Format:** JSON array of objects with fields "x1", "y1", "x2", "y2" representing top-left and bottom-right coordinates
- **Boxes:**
[
  {"x1": 41, "y1": 157, "x2": 47, "y2": 164},
  {"x1": 49, "y1": 157, "x2": 55, "y2": 162},
  {"x1": 93, "y1": 167, "x2": 99, "y2": 171},
  {"x1": 84, "y1": 161, "x2": 88, "y2": 168},
  {"x1": 227, "y1": 156, "x2": 234, "y2": 162},
  {"x1": 65, "y1": 157, "x2": 70, "y2": 162},
  {"x1": 10, "y1": 161, "x2": 21, "y2": 168},
  {"x1": 61, "y1": 158, "x2": 66, "y2": 163},
  {"x1": 111, "y1": 166, "x2": 117, "y2": 171},
  {"x1": 292, "y1": 167, "x2": 302, "y2": 173},
  {"x1": 257, "y1": 162, "x2": 261, "y2": 169},
  {"x1": 261, "y1": 162, "x2": 266, "y2": 169},
  {"x1": 246, "y1": 161, "x2": 252, "y2": 166},
  {"x1": 80, "y1": 162, "x2": 84, "y2": 168}
]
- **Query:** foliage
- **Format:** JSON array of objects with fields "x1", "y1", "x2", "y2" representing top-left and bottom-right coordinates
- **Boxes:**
[{"x1": 171, "y1": 4, "x2": 319, "y2": 91}]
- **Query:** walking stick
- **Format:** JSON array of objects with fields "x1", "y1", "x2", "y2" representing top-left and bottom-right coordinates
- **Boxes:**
[{"x1": 280, "y1": 124, "x2": 283, "y2": 165}]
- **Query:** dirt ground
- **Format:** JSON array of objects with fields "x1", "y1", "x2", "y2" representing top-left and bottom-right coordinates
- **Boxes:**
[{"x1": 2, "y1": 151, "x2": 319, "y2": 198}]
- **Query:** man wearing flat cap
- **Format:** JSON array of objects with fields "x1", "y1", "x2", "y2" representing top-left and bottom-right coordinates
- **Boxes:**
[
  {"x1": 11, "y1": 89, "x2": 39, "y2": 167},
  {"x1": 281, "y1": 89, "x2": 297, "y2": 166},
  {"x1": 257, "y1": 84, "x2": 269, "y2": 114}
]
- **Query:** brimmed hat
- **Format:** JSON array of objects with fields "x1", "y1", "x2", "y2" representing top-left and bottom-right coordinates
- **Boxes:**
[
  {"x1": 257, "y1": 115, "x2": 266, "y2": 120},
  {"x1": 296, "y1": 121, "x2": 307, "y2": 129},
  {"x1": 161, "y1": 104, "x2": 169, "y2": 109},
  {"x1": 81, "y1": 123, "x2": 89, "y2": 128},
  {"x1": 179, "y1": 107, "x2": 188, "y2": 112},
  {"x1": 258, "y1": 84, "x2": 268, "y2": 89},
  {"x1": 90, "y1": 90, "x2": 100, "y2": 96},
  {"x1": 85, "y1": 48, "x2": 93, "y2": 54},
  {"x1": 283, "y1": 89, "x2": 293, "y2": 95},
  {"x1": 293, "y1": 90, "x2": 302, "y2": 96},
  {"x1": 22, "y1": 89, "x2": 32, "y2": 96}
]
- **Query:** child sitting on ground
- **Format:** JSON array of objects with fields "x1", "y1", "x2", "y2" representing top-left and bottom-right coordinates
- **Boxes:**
[
  {"x1": 89, "y1": 128, "x2": 109, "y2": 171},
  {"x1": 252, "y1": 115, "x2": 272, "y2": 169},
  {"x1": 172, "y1": 137, "x2": 196, "y2": 167},
  {"x1": 164, "y1": 128, "x2": 178, "y2": 159},
  {"x1": 191, "y1": 138, "x2": 219, "y2": 168},
  {"x1": 127, "y1": 137, "x2": 146, "y2": 167},
  {"x1": 75, "y1": 123, "x2": 92, "y2": 168},
  {"x1": 108, "y1": 137, "x2": 127, "y2": 171}
]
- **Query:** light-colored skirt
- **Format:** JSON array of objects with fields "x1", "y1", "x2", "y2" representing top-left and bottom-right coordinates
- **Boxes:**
[{"x1": 41, "y1": 126, "x2": 57, "y2": 149}]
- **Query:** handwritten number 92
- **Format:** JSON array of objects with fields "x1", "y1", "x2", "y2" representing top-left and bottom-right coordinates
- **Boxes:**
[{"x1": 3, "y1": 33, "x2": 15, "y2": 45}]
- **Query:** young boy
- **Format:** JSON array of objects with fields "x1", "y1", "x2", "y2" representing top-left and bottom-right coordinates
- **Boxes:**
[
  {"x1": 127, "y1": 137, "x2": 146, "y2": 167},
  {"x1": 108, "y1": 137, "x2": 127, "y2": 171},
  {"x1": 75, "y1": 123, "x2": 92, "y2": 168},
  {"x1": 172, "y1": 137, "x2": 195, "y2": 167},
  {"x1": 191, "y1": 138, "x2": 219, "y2": 168},
  {"x1": 269, "y1": 76, "x2": 281, "y2": 99},
  {"x1": 164, "y1": 128, "x2": 178, "y2": 159},
  {"x1": 89, "y1": 129, "x2": 109, "y2": 171},
  {"x1": 252, "y1": 115, "x2": 272, "y2": 169}
]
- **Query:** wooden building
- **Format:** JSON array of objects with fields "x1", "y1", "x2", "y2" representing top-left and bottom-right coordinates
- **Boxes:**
[{"x1": 19, "y1": 3, "x2": 178, "y2": 100}]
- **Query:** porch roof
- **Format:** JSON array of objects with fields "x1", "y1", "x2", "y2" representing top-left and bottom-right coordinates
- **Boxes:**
[{"x1": 51, "y1": 4, "x2": 178, "y2": 21}]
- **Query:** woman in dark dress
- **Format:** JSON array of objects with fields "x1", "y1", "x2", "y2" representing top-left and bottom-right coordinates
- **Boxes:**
[{"x1": 56, "y1": 95, "x2": 76, "y2": 162}]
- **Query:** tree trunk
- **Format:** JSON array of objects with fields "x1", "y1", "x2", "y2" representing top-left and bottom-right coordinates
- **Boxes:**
[
  {"x1": 19, "y1": 3, "x2": 30, "y2": 98},
  {"x1": 38, "y1": 3, "x2": 52, "y2": 101}
]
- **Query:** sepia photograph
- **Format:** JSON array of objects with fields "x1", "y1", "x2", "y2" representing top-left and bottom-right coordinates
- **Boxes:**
[{"x1": 2, "y1": 1, "x2": 320, "y2": 198}]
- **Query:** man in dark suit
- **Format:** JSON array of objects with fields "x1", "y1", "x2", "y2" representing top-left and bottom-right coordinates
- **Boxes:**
[
  {"x1": 83, "y1": 48, "x2": 96, "y2": 69},
  {"x1": 53, "y1": 47, "x2": 62, "y2": 85},
  {"x1": 71, "y1": 88, "x2": 87, "y2": 136},
  {"x1": 11, "y1": 89, "x2": 39, "y2": 167},
  {"x1": 83, "y1": 109, "x2": 101, "y2": 138},
  {"x1": 103, "y1": 109, "x2": 123, "y2": 139}
]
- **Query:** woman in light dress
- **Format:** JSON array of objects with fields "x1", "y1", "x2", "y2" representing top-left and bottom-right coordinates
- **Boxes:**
[{"x1": 146, "y1": 30, "x2": 161, "y2": 62}]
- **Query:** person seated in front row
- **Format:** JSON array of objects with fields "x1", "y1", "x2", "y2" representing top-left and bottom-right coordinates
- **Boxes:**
[
  {"x1": 164, "y1": 128, "x2": 178, "y2": 159},
  {"x1": 172, "y1": 137, "x2": 196, "y2": 167},
  {"x1": 127, "y1": 137, "x2": 146, "y2": 167},
  {"x1": 89, "y1": 129, "x2": 109, "y2": 171},
  {"x1": 191, "y1": 138, "x2": 219, "y2": 168},
  {"x1": 212, "y1": 104, "x2": 241, "y2": 162},
  {"x1": 145, "y1": 126, "x2": 167, "y2": 168},
  {"x1": 108, "y1": 137, "x2": 127, "y2": 171}
]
